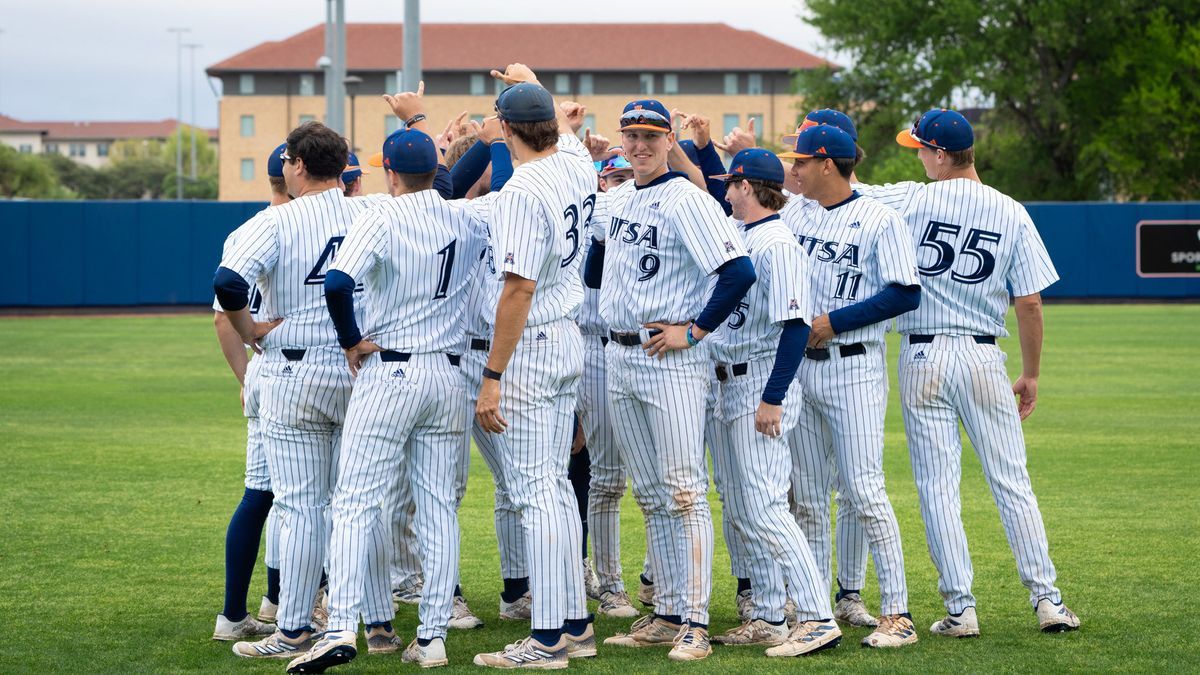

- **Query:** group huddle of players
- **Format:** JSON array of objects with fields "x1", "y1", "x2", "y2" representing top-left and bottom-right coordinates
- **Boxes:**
[{"x1": 208, "y1": 62, "x2": 1080, "y2": 672}]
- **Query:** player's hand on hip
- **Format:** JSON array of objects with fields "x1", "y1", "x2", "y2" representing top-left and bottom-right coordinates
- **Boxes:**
[
  {"x1": 253, "y1": 318, "x2": 282, "y2": 340},
  {"x1": 476, "y1": 379, "x2": 508, "y2": 433},
  {"x1": 491, "y1": 63, "x2": 539, "y2": 86},
  {"x1": 343, "y1": 339, "x2": 382, "y2": 377},
  {"x1": 1012, "y1": 375, "x2": 1038, "y2": 420},
  {"x1": 754, "y1": 401, "x2": 784, "y2": 438},
  {"x1": 808, "y1": 314, "x2": 834, "y2": 348},
  {"x1": 642, "y1": 322, "x2": 692, "y2": 359}
]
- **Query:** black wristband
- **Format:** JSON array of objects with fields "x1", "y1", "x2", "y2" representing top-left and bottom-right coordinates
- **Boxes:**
[
  {"x1": 405, "y1": 113, "x2": 427, "y2": 127},
  {"x1": 482, "y1": 367, "x2": 503, "y2": 381}
]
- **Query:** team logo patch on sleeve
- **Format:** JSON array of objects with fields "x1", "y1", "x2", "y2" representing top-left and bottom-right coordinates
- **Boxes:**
[
  {"x1": 724, "y1": 241, "x2": 735, "y2": 252},
  {"x1": 504, "y1": 252, "x2": 515, "y2": 264},
  {"x1": 789, "y1": 298, "x2": 800, "y2": 310}
]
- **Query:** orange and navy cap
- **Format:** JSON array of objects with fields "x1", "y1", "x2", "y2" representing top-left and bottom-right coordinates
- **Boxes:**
[
  {"x1": 598, "y1": 153, "x2": 633, "y2": 176},
  {"x1": 782, "y1": 109, "x2": 858, "y2": 147},
  {"x1": 267, "y1": 142, "x2": 288, "y2": 178},
  {"x1": 619, "y1": 100, "x2": 672, "y2": 133},
  {"x1": 778, "y1": 124, "x2": 857, "y2": 160},
  {"x1": 342, "y1": 152, "x2": 370, "y2": 183},
  {"x1": 896, "y1": 108, "x2": 973, "y2": 151},
  {"x1": 367, "y1": 128, "x2": 437, "y2": 173},
  {"x1": 712, "y1": 148, "x2": 785, "y2": 184}
]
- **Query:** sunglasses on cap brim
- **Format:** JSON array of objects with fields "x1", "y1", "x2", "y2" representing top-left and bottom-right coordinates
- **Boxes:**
[
  {"x1": 896, "y1": 117, "x2": 948, "y2": 150},
  {"x1": 619, "y1": 109, "x2": 671, "y2": 132}
]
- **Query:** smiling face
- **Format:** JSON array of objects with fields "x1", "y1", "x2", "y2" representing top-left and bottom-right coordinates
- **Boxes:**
[
  {"x1": 619, "y1": 128, "x2": 673, "y2": 180},
  {"x1": 788, "y1": 157, "x2": 832, "y2": 201},
  {"x1": 600, "y1": 169, "x2": 634, "y2": 191},
  {"x1": 724, "y1": 179, "x2": 754, "y2": 221}
]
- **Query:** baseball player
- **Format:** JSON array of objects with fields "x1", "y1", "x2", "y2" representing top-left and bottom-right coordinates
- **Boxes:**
[
  {"x1": 211, "y1": 141, "x2": 290, "y2": 642},
  {"x1": 779, "y1": 123, "x2": 924, "y2": 648},
  {"x1": 283, "y1": 127, "x2": 488, "y2": 673},
  {"x1": 471, "y1": 65, "x2": 597, "y2": 669},
  {"x1": 702, "y1": 149, "x2": 843, "y2": 657},
  {"x1": 340, "y1": 152, "x2": 368, "y2": 197},
  {"x1": 214, "y1": 121, "x2": 381, "y2": 660},
  {"x1": 585, "y1": 98, "x2": 756, "y2": 663},
  {"x1": 862, "y1": 108, "x2": 1078, "y2": 636}
]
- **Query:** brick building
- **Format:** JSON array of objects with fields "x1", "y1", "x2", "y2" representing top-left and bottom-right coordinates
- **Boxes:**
[{"x1": 0, "y1": 115, "x2": 217, "y2": 169}]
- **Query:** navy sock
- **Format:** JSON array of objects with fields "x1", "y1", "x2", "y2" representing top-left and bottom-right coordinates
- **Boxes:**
[
  {"x1": 568, "y1": 443, "x2": 590, "y2": 558},
  {"x1": 764, "y1": 618, "x2": 786, "y2": 626},
  {"x1": 266, "y1": 567, "x2": 280, "y2": 605},
  {"x1": 531, "y1": 628, "x2": 563, "y2": 645},
  {"x1": 654, "y1": 613, "x2": 683, "y2": 626},
  {"x1": 222, "y1": 488, "x2": 273, "y2": 621},
  {"x1": 835, "y1": 583, "x2": 860, "y2": 602},
  {"x1": 280, "y1": 626, "x2": 310, "y2": 639},
  {"x1": 501, "y1": 577, "x2": 530, "y2": 603},
  {"x1": 899, "y1": 612, "x2": 912, "y2": 620},
  {"x1": 417, "y1": 637, "x2": 432, "y2": 647},
  {"x1": 454, "y1": 584, "x2": 464, "y2": 599},
  {"x1": 319, "y1": 570, "x2": 328, "y2": 590},
  {"x1": 366, "y1": 620, "x2": 393, "y2": 632},
  {"x1": 688, "y1": 620, "x2": 708, "y2": 630},
  {"x1": 640, "y1": 574, "x2": 653, "y2": 586},
  {"x1": 736, "y1": 577, "x2": 752, "y2": 594},
  {"x1": 563, "y1": 615, "x2": 592, "y2": 636}
]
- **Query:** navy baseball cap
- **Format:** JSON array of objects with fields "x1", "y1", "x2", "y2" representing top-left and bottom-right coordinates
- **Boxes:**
[
  {"x1": 266, "y1": 142, "x2": 287, "y2": 178},
  {"x1": 778, "y1": 124, "x2": 857, "y2": 160},
  {"x1": 620, "y1": 99, "x2": 672, "y2": 133},
  {"x1": 782, "y1": 109, "x2": 858, "y2": 147},
  {"x1": 678, "y1": 139, "x2": 701, "y2": 165},
  {"x1": 371, "y1": 128, "x2": 438, "y2": 173},
  {"x1": 712, "y1": 148, "x2": 785, "y2": 184},
  {"x1": 495, "y1": 82, "x2": 556, "y2": 123},
  {"x1": 342, "y1": 152, "x2": 370, "y2": 183},
  {"x1": 897, "y1": 108, "x2": 973, "y2": 151},
  {"x1": 599, "y1": 153, "x2": 633, "y2": 176}
]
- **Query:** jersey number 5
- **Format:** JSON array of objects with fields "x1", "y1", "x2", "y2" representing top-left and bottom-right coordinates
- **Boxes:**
[{"x1": 918, "y1": 221, "x2": 1002, "y2": 285}]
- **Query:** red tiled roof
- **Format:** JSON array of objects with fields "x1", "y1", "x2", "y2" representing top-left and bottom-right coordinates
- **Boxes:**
[
  {"x1": 0, "y1": 115, "x2": 217, "y2": 141},
  {"x1": 207, "y1": 23, "x2": 836, "y2": 73}
]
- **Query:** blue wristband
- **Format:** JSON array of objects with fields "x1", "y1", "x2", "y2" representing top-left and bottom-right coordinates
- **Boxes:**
[{"x1": 686, "y1": 324, "x2": 700, "y2": 347}]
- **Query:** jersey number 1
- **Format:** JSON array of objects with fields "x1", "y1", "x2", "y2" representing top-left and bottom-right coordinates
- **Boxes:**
[{"x1": 433, "y1": 240, "x2": 457, "y2": 299}]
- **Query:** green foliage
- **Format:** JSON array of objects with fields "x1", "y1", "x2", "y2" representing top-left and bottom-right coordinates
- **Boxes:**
[
  {"x1": 0, "y1": 144, "x2": 70, "y2": 198},
  {"x1": 798, "y1": 0, "x2": 1200, "y2": 200}
]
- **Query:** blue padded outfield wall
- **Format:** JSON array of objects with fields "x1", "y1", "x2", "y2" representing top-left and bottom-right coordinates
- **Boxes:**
[{"x1": 1, "y1": 200, "x2": 1198, "y2": 307}]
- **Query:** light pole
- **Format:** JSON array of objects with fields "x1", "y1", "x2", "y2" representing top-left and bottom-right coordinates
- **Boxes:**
[
  {"x1": 343, "y1": 75, "x2": 362, "y2": 152},
  {"x1": 183, "y1": 43, "x2": 202, "y2": 180},
  {"x1": 168, "y1": 27, "x2": 190, "y2": 199}
]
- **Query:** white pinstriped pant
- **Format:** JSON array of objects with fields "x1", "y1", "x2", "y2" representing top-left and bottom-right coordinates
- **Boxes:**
[
  {"x1": 708, "y1": 373, "x2": 751, "y2": 582},
  {"x1": 257, "y1": 346, "x2": 349, "y2": 632},
  {"x1": 790, "y1": 342, "x2": 909, "y2": 615},
  {"x1": 607, "y1": 342, "x2": 713, "y2": 625},
  {"x1": 899, "y1": 335, "x2": 1061, "y2": 613},
  {"x1": 499, "y1": 318, "x2": 586, "y2": 630},
  {"x1": 578, "y1": 334, "x2": 627, "y2": 594},
  {"x1": 242, "y1": 357, "x2": 280, "y2": 570},
  {"x1": 327, "y1": 352, "x2": 465, "y2": 640},
  {"x1": 709, "y1": 359, "x2": 832, "y2": 623}
]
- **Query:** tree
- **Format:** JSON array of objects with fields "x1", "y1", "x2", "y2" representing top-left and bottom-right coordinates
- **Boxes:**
[
  {"x1": 0, "y1": 145, "x2": 69, "y2": 199},
  {"x1": 797, "y1": 0, "x2": 1200, "y2": 200}
]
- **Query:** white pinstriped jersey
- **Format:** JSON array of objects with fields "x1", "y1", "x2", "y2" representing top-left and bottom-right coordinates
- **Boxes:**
[
  {"x1": 576, "y1": 189, "x2": 610, "y2": 336},
  {"x1": 453, "y1": 192, "x2": 502, "y2": 338},
  {"x1": 706, "y1": 215, "x2": 813, "y2": 364},
  {"x1": 213, "y1": 215, "x2": 264, "y2": 315},
  {"x1": 859, "y1": 179, "x2": 1059, "y2": 336},
  {"x1": 220, "y1": 187, "x2": 378, "y2": 349},
  {"x1": 493, "y1": 133, "x2": 596, "y2": 327},
  {"x1": 781, "y1": 192, "x2": 920, "y2": 346},
  {"x1": 331, "y1": 189, "x2": 487, "y2": 353},
  {"x1": 597, "y1": 173, "x2": 747, "y2": 332}
]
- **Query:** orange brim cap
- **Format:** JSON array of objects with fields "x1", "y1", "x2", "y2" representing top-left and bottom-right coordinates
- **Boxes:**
[
  {"x1": 343, "y1": 165, "x2": 370, "y2": 175},
  {"x1": 367, "y1": 152, "x2": 385, "y2": 167},
  {"x1": 896, "y1": 129, "x2": 925, "y2": 148},
  {"x1": 777, "y1": 150, "x2": 816, "y2": 159}
]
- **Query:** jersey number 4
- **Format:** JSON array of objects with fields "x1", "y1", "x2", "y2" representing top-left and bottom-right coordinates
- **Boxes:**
[{"x1": 918, "y1": 221, "x2": 1003, "y2": 285}]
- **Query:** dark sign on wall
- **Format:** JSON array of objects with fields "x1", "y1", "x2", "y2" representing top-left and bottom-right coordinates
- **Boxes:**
[{"x1": 1137, "y1": 221, "x2": 1200, "y2": 278}]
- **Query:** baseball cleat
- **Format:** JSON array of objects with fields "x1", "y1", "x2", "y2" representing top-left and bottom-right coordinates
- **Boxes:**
[
  {"x1": 499, "y1": 592, "x2": 533, "y2": 621},
  {"x1": 583, "y1": 558, "x2": 602, "y2": 601},
  {"x1": 735, "y1": 589, "x2": 754, "y2": 623},
  {"x1": 565, "y1": 621, "x2": 597, "y2": 658},
  {"x1": 365, "y1": 624, "x2": 404, "y2": 654},
  {"x1": 449, "y1": 595, "x2": 484, "y2": 629},
  {"x1": 285, "y1": 630, "x2": 356, "y2": 673},
  {"x1": 784, "y1": 597, "x2": 798, "y2": 626},
  {"x1": 473, "y1": 635, "x2": 569, "y2": 669},
  {"x1": 667, "y1": 625, "x2": 711, "y2": 662},
  {"x1": 402, "y1": 637, "x2": 448, "y2": 668},
  {"x1": 930, "y1": 606, "x2": 980, "y2": 638},
  {"x1": 765, "y1": 620, "x2": 842, "y2": 657},
  {"x1": 833, "y1": 592, "x2": 878, "y2": 627},
  {"x1": 711, "y1": 618, "x2": 789, "y2": 646},
  {"x1": 603, "y1": 614, "x2": 683, "y2": 647},
  {"x1": 861, "y1": 614, "x2": 918, "y2": 648},
  {"x1": 213, "y1": 612, "x2": 275, "y2": 641},
  {"x1": 637, "y1": 578, "x2": 655, "y2": 608},
  {"x1": 233, "y1": 629, "x2": 317, "y2": 659},
  {"x1": 393, "y1": 582, "x2": 423, "y2": 607},
  {"x1": 258, "y1": 596, "x2": 279, "y2": 624},
  {"x1": 597, "y1": 590, "x2": 640, "y2": 618},
  {"x1": 1036, "y1": 599, "x2": 1080, "y2": 633},
  {"x1": 311, "y1": 587, "x2": 329, "y2": 633}
]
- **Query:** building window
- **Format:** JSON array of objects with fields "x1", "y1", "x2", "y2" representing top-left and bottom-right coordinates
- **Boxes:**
[
  {"x1": 239, "y1": 73, "x2": 255, "y2": 95},
  {"x1": 663, "y1": 73, "x2": 679, "y2": 95},
  {"x1": 747, "y1": 73, "x2": 763, "y2": 95},
  {"x1": 749, "y1": 114, "x2": 764, "y2": 140},
  {"x1": 44, "y1": 142, "x2": 59, "y2": 154},
  {"x1": 240, "y1": 115, "x2": 255, "y2": 137},
  {"x1": 299, "y1": 114, "x2": 316, "y2": 124},
  {"x1": 579, "y1": 73, "x2": 594, "y2": 96},
  {"x1": 97, "y1": 143, "x2": 110, "y2": 157},
  {"x1": 299, "y1": 73, "x2": 315, "y2": 96},
  {"x1": 470, "y1": 74, "x2": 486, "y2": 96},
  {"x1": 723, "y1": 114, "x2": 740, "y2": 138},
  {"x1": 724, "y1": 73, "x2": 739, "y2": 95},
  {"x1": 639, "y1": 73, "x2": 655, "y2": 95},
  {"x1": 583, "y1": 114, "x2": 596, "y2": 135},
  {"x1": 18, "y1": 144, "x2": 32, "y2": 153},
  {"x1": 69, "y1": 143, "x2": 86, "y2": 157},
  {"x1": 385, "y1": 115, "x2": 402, "y2": 134},
  {"x1": 554, "y1": 73, "x2": 571, "y2": 95},
  {"x1": 241, "y1": 158, "x2": 255, "y2": 181},
  {"x1": 470, "y1": 114, "x2": 485, "y2": 124}
]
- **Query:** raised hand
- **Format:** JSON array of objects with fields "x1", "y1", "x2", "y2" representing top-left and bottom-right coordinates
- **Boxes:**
[
  {"x1": 382, "y1": 80, "x2": 426, "y2": 123},
  {"x1": 583, "y1": 128, "x2": 617, "y2": 162},
  {"x1": 560, "y1": 101, "x2": 587, "y2": 133},
  {"x1": 490, "y1": 63, "x2": 539, "y2": 86}
]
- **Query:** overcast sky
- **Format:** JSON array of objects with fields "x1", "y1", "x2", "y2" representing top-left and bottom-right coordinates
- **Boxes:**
[{"x1": 0, "y1": 0, "x2": 833, "y2": 128}]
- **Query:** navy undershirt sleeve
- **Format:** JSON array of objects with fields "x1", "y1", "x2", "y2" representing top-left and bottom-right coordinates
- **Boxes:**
[
  {"x1": 828, "y1": 283, "x2": 921, "y2": 335},
  {"x1": 489, "y1": 142, "x2": 514, "y2": 192},
  {"x1": 214, "y1": 266, "x2": 250, "y2": 311},
  {"x1": 762, "y1": 319, "x2": 809, "y2": 405},
  {"x1": 323, "y1": 269, "x2": 362, "y2": 349},
  {"x1": 694, "y1": 141, "x2": 731, "y2": 215},
  {"x1": 695, "y1": 256, "x2": 756, "y2": 332},
  {"x1": 583, "y1": 239, "x2": 605, "y2": 289},
  {"x1": 433, "y1": 164, "x2": 453, "y2": 200},
  {"x1": 450, "y1": 140, "x2": 491, "y2": 199}
]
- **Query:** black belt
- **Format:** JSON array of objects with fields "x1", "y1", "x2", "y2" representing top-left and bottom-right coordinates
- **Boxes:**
[
  {"x1": 608, "y1": 329, "x2": 661, "y2": 347},
  {"x1": 601, "y1": 336, "x2": 609, "y2": 347},
  {"x1": 805, "y1": 343, "x2": 866, "y2": 361},
  {"x1": 379, "y1": 351, "x2": 461, "y2": 367},
  {"x1": 715, "y1": 363, "x2": 749, "y2": 382},
  {"x1": 470, "y1": 338, "x2": 491, "y2": 351},
  {"x1": 908, "y1": 334, "x2": 996, "y2": 345},
  {"x1": 282, "y1": 349, "x2": 306, "y2": 361}
]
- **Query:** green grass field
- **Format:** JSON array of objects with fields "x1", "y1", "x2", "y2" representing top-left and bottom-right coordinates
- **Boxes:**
[{"x1": 1, "y1": 304, "x2": 1197, "y2": 673}]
